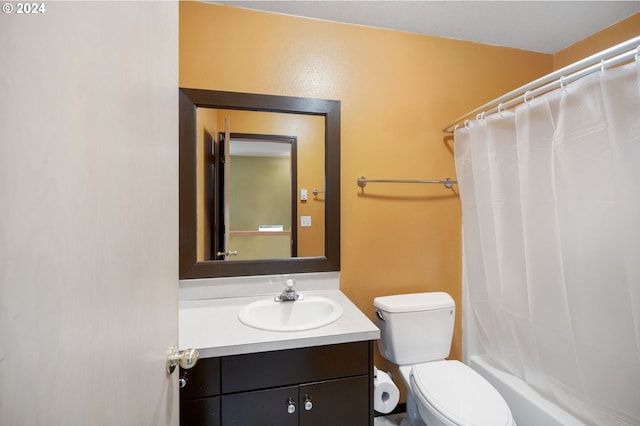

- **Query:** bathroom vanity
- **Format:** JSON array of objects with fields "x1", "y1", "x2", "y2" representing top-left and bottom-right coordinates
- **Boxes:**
[
  {"x1": 176, "y1": 88, "x2": 367, "y2": 424},
  {"x1": 179, "y1": 288, "x2": 379, "y2": 426},
  {"x1": 180, "y1": 341, "x2": 371, "y2": 425}
]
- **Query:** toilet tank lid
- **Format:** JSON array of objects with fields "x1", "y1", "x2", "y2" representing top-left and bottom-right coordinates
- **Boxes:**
[{"x1": 373, "y1": 292, "x2": 454, "y2": 313}]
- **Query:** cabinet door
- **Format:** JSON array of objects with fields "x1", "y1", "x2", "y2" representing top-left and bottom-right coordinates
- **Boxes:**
[
  {"x1": 180, "y1": 397, "x2": 220, "y2": 426},
  {"x1": 221, "y1": 386, "x2": 298, "y2": 426},
  {"x1": 299, "y1": 376, "x2": 370, "y2": 426}
]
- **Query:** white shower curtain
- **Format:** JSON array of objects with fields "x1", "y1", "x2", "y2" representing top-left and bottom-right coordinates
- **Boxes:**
[{"x1": 455, "y1": 60, "x2": 640, "y2": 425}]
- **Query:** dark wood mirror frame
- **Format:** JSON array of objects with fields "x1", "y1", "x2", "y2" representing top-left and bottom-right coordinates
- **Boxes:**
[{"x1": 179, "y1": 88, "x2": 341, "y2": 279}]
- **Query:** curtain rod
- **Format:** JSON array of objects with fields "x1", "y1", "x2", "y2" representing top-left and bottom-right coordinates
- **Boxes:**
[{"x1": 443, "y1": 35, "x2": 640, "y2": 134}]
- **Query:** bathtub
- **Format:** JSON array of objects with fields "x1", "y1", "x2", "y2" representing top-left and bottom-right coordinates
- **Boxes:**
[{"x1": 469, "y1": 355, "x2": 585, "y2": 426}]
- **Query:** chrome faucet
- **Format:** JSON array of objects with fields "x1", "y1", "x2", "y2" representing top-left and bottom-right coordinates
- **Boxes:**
[{"x1": 274, "y1": 279, "x2": 303, "y2": 302}]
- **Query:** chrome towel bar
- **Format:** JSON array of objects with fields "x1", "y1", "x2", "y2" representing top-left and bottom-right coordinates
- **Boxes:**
[{"x1": 357, "y1": 176, "x2": 457, "y2": 189}]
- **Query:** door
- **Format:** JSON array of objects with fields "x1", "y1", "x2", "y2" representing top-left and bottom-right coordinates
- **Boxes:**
[
  {"x1": 222, "y1": 119, "x2": 232, "y2": 258},
  {"x1": 215, "y1": 124, "x2": 233, "y2": 260},
  {"x1": 0, "y1": 2, "x2": 179, "y2": 425},
  {"x1": 226, "y1": 133, "x2": 297, "y2": 260}
]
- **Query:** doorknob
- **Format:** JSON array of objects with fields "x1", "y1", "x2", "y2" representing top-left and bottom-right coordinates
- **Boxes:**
[
  {"x1": 166, "y1": 346, "x2": 199, "y2": 374},
  {"x1": 216, "y1": 250, "x2": 238, "y2": 257}
]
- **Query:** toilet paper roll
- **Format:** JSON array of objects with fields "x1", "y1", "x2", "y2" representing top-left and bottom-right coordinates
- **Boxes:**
[{"x1": 373, "y1": 369, "x2": 400, "y2": 414}]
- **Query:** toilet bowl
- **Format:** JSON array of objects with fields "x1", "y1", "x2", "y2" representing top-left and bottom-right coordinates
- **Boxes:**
[
  {"x1": 410, "y1": 361, "x2": 514, "y2": 426},
  {"x1": 374, "y1": 292, "x2": 515, "y2": 426}
]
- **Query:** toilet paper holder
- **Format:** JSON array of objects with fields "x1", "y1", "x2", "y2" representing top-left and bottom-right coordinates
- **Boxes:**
[{"x1": 373, "y1": 366, "x2": 400, "y2": 414}]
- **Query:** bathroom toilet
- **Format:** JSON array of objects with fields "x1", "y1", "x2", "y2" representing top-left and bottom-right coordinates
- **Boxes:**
[{"x1": 374, "y1": 292, "x2": 515, "y2": 426}]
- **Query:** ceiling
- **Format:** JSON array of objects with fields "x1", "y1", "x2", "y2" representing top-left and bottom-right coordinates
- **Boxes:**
[{"x1": 217, "y1": 1, "x2": 640, "y2": 54}]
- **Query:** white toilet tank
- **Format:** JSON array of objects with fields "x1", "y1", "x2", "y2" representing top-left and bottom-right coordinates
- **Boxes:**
[{"x1": 374, "y1": 292, "x2": 455, "y2": 366}]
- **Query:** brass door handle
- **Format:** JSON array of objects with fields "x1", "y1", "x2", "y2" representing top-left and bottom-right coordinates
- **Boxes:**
[{"x1": 216, "y1": 250, "x2": 238, "y2": 257}]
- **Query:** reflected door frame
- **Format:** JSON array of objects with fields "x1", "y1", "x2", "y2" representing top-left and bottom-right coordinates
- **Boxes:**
[{"x1": 214, "y1": 132, "x2": 298, "y2": 260}]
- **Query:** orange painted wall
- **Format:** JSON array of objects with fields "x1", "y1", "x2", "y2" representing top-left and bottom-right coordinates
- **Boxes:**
[
  {"x1": 554, "y1": 13, "x2": 640, "y2": 69},
  {"x1": 179, "y1": 1, "x2": 552, "y2": 395}
]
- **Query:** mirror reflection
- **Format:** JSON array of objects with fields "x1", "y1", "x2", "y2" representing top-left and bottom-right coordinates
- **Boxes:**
[
  {"x1": 195, "y1": 108, "x2": 325, "y2": 262},
  {"x1": 225, "y1": 136, "x2": 294, "y2": 261},
  {"x1": 179, "y1": 89, "x2": 340, "y2": 279}
]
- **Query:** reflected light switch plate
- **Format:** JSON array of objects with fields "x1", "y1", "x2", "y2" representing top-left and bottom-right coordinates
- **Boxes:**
[{"x1": 301, "y1": 216, "x2": 311, "y2": 227}]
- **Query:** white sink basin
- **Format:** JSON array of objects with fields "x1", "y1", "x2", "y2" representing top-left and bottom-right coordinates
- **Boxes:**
[{"x1": 238, "y1": 295, "x2": 344, "y2": 332}]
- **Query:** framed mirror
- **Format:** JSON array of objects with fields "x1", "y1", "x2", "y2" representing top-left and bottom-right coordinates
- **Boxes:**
[{"x1": 179, "y1": 88, "x2": 340, "y2": 279}]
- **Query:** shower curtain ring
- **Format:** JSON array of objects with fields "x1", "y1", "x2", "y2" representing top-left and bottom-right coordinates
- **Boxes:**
[
  {"x1": 498, "y1": 103, "x2": 504, "y2": 114},
  {"x1": 635, "y1": 46, "x2": 640, "y2": 62},
  {"x1": 524, "y1": 90, "x2": 533, "y2": 104},
  {"x1": 476, "y1": 112, "x2": 485, "y2": 121},
  {"x1": 560, "y1": 75, "x2": 565, "y2": 89},
  {"x1": 600, "y1": 59, "x2": 606, "y2": 73},
  {"x1": 464, "y1": 120, "x2": 470, "y2": 129}
]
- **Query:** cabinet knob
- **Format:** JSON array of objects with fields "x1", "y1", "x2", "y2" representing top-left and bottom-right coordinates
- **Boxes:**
[
  {"x1": 304, "y1": 395, "x2": 313, "y2": 411},
  {"x1": 287, "y1": 397, "x2": 296, "y2": 414},
  {"x1": 178, "y1": 377, "x2": 187, "y2": 389}
]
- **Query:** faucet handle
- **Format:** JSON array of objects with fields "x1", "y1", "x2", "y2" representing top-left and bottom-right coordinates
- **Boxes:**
[{"x1": 274, "y1": 279, "x2": 303, "y2": 302}]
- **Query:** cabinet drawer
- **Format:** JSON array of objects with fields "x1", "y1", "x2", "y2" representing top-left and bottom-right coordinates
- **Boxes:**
[
  {"x1": 221, "y1": 341, "x2": 369, "y2": 393},
  {"x1": 181, "y1": 357, "x2": 221, "y2": 400}
]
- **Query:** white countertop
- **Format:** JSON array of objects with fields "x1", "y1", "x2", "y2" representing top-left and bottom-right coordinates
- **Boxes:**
[{"x1": 179, "y1": 289, "x2": 380, "y2": 358}]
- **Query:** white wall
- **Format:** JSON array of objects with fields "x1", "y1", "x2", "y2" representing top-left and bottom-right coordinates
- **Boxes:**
[{"x1": 0, "y1": 2, "x2": 179, "y2": 424}]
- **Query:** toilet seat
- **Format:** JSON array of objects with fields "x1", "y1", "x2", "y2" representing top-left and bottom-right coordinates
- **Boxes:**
[{"x1": 410, "y1": 360, "x2": 514, "y2": 426}]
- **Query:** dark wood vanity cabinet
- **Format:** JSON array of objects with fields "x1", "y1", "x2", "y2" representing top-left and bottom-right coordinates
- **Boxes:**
[
  {"x1": 180, "y1": 357, "x2": 221, "y2": 426},
  {"x1": 180, "y1": 341, "x2": 374, "y2": 426}
]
